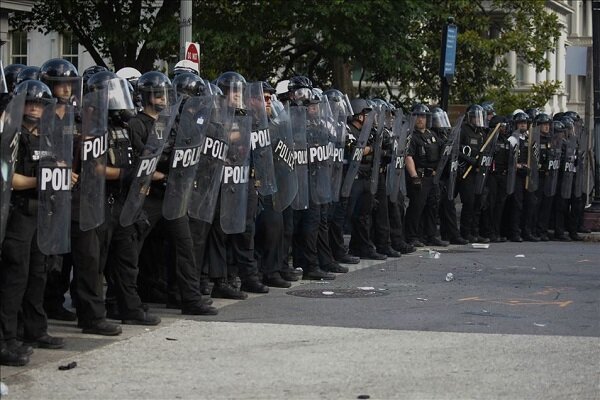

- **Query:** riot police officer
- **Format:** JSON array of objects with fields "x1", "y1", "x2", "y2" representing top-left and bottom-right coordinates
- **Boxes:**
[
  {"x1": 129, "y1": 71, "x2": 217, "y2": 315},
  {"x1": 508, "y1": 111, "x2": 539, "y2": 242},
  {"x1": 346, "y1": 98, "x2": 388, "y2": 259},
  {"x1": 1, "y1": 80, "x2": 64, "y2": 366},
  {"x1": 456, "y1": 104, "x2": 489, "y2": 243},
  {"x1": 532, "y1": 113, "x2": 554, "y2": 241},
  {"x1": 404, "y1": 104, "x2": 448, "y2": 247}
]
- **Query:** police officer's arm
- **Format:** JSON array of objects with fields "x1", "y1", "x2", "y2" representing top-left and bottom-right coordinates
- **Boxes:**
[
  {"x1": 105, "y1": 166, "x2": 121, "y2": 180},
  {"x1": 11, "y1": 173, "x2": 37, "y2": 190},
  {"x1": 405, "y1": 135, "x2": 418, "y2": 178},
  {"x1": 128, "y1": 117, "x2": 165, "y2": 181}
]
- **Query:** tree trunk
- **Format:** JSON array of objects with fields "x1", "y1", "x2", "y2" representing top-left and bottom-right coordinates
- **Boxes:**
[{"x1": 331, "y1": 56, "x2": 354, "y2": 97}]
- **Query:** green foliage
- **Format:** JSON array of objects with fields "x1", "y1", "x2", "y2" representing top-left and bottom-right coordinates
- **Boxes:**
[
  {"x1": 487, "y1": 80, "x2": 563, "y2": 115},
  {"x1": 10, "y1": 0, "x2": 562, "y2": 110}
]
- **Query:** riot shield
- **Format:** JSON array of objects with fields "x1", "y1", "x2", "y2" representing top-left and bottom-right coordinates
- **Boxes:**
[
  {"x1": 506, "y1": 131, "x2": 520, "y2": 195},
  {"x1": 369, "y1": 106, "x2": 386, "y2": 195},
  {"x1": 544, "y1": 129, "x2": 562, "y2": 197},
  {"x1": 162, "y1": 96, "x2": 212, "y2": 220},
  {"x1": 220, "y1": 114, "x2": 252, "y2": 234},
  {"x1": 434, "y1": 114, "x2": 464, "y2": 187},
  {"x1": 474, "y1": 125, "x2": 500, "y2": 195},
  {"x1": 560, "y1": 133, "x2": 577, "y2": 199},
  {"x1": 329, "y1": 99, "x2": 348, "y2": 203},
  {"x1": 120, "y1": 100, "x2": 180, "y2": 226},
  {"x1": 0, "y1": 91, "x2": 26, "y2": 244},
  {"x1": 37, "y1": 103, "x2": 74, "y2": 255},
  {"x1": 291, "y1": 105, "x2": 309, "y2": 210},
  {"x1": 340, "y1": 110, "x2": 376, "y2": 198},
  {"x1": 0, "y1": 60, "x2": 7, "y2": 94},
  {"x1": 307, "y1": 99, "x2": 333, "y2": 205},
  {"x1": 188, "y1": 96, "x2": 233, "y2": 222},
  {"x1": 525, "y1": 125, "x2": 541, "y2": 193},
  {"x1": 78, "y1": 88, "x2": 109, "y2": 231},
  {"x1": 386, "y1": 111, "x2": 408, "y2": 202},
  {"x1": 246, "y1": 82, "x2": 276, "y2": 196},
  {"x1": 434, "y1": 114, "x2": 465, "y2": 200},
  {"x1": 270, "y1": 99, "x2": 297, "y2": 212}
]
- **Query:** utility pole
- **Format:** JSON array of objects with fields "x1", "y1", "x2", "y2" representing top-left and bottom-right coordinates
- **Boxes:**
[
  {"x1": 179, "y1": 0, "x2": 193, "y2": 60},
  {"x1": 593, "y1": 0, "x2": 600, "y2": 202}
]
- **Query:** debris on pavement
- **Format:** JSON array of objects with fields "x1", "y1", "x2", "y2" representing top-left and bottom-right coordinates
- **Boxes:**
[
  {"x1": 357, "y1": 395, "x2": 371, "y2": 399},
  {"x1": 166, "y1": 337, "x2": 178, "y2": 341},
  {"x1": 445, "y1": 273, "x2": 454, "y2": 282},
  {"x1": 423, "y1": 250, "x2": 441, "y2": 259},
  {"x1": 58, "y1": 361, "x2": 77, "y2": 371},
  {"x1": 416, "y1": 297, "x2": 428, "y2": 301},
  {"x1": 357, "y1": 287, "x2": 375, "y2": 290},
  {"x1": 471, "y1": 243, "x2": 490, "y2": 249},
  {"x1": 1, "y1": 382, "x2": 8, "y2": 396},
  {"x1": 533, "y1": 323, "x2": 547, "y2": 327},
  {"x1": 515, "y1": 254, "x2": 525, "y2": 258},
  {"x1": 322, "y1": 291, "x2": 334, "y2": 296}
]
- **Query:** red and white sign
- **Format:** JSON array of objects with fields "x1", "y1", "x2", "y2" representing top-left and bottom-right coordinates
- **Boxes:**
[{"x1": 185, "y1": 41, "x2": 200, "y2": 70}]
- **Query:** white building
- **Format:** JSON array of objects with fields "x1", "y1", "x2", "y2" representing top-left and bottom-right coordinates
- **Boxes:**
[
  {"x1": 507, "y1": 0, "x2": 593, "y2": 122},
  {"x1": 0, "y1": 0, "x2": 102, "y2": 73}
]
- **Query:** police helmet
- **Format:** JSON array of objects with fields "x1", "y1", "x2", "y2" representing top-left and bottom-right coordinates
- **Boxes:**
[
  {"x1": 14, "y1": 80, "x2": 54, "y2": 104},
  {"x1": 173, "y1": 72, "x2": 209, "y2": 98},
  {"x1": 16, "y1": 66, "x2": 41, "y2": 85},
  {"x1": 4, "y1": 64, "x2": 27, "y2": 93}
]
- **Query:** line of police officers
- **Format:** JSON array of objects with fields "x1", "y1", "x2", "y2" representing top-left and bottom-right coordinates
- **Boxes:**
[{"x1": 0, "y1": 59, "x2": 591, "y2": 367}]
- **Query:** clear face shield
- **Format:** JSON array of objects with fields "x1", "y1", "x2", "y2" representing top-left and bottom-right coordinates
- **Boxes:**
[
  {"x1": 223, "y1": 81, "x2": 245, "y2": 110},
  {"x1": 431, "y1": 109, "x2": 450, "y2": 129},
  {"x1": 107, "y1": 78, "x2": 135, "y2": 110},
  {"x1": 270, "y1": 95, "x2": 286, "y2": 121},
  {"x1": 291, "y1": 87, "x2": 312, "y2": 106},
  {"x1": 44, "y1": 76, "x2": 83, "y2": 108},
  {"x1": 468, "y1": 109, "x2": 486, "y2": 128},
  {"x1": 412, "y1": 112, "x2": 432, "y2": 130},
  {"x1": 141, "y1": 85, "x2": 177, "y2": 113}
]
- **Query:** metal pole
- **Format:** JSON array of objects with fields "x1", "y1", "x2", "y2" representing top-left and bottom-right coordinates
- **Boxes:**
[
  {"x1": 180, "y1": 0, "x2": 193, "y2": 60},
  {"x1": 592, "y1": 0, "x2": 600, "y2": 201}
]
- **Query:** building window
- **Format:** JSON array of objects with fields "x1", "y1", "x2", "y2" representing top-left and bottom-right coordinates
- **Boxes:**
[
  {"x1": 515, "y1": 59, "x2": 525, "y2": 86},
  {"x1": 10, "y1": 31, "x2": 27, "y2": 65},
  {"x1": 61, "y1": 32, "x2": 79, "y2": 69}
]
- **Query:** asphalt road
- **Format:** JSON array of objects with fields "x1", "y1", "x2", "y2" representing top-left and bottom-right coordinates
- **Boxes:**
[{"x1": 1, "y1": 240, "x2": 599, "y2": 399}]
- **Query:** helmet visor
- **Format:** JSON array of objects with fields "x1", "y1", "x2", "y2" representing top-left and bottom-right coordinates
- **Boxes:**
[
  {"x1": 431, "y1": 109, "x2": 450, "y2": 128},
  {"x1": 292, "y1": 87, "x2": 312, "y2": 104},
  {"x1": 107, "y1": 78, "x2": 135, "y2": 110},
  {"x1": 468, "y1": 109, "x2": 486, "y2": 128}
]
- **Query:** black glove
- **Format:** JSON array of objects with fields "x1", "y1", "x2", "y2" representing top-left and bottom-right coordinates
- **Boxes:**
[{"x1": 410, "y1": 175, "x2": 422, "y2": 188}]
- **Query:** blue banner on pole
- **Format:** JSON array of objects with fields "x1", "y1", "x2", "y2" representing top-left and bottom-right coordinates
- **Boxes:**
[{"x1": 443, "y1": 24, "x2": 458, "y2": 78}]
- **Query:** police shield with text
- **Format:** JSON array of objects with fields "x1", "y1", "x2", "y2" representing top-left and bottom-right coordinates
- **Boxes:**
[
  {"x1": 78, "y1": 85, "x2": 109, "y2": 231},
  {"x1": 163, "y1": 93, "x2": 212, "y2": 220},
  {"x1": 246, "y1": 81, "x2": 277, "y2": 196},
  {"x1": 120, "y1": 72, "x2": 179, "y2": 227},
  {"x1": 270, "y1": 96, "x2": 297, "y2": 212}
]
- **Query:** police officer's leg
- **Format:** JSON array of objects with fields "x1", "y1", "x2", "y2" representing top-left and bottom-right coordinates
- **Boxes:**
[
  {"x1": 1, "y1": 210, "x2": 35, "y2": 349},
  {"x1": 509, "y1": 175, "x2": 525, "y2": 240},
  {"x1": 328, "y1": 198, "x2": 348, "y2": 261},
  {"x1": 43, "y1": 255, "x2": 75, "y2": 321},
  {"x1": 255, "y1": 195, "x2": 289, "y2": 287},
  {"x1": 372, "y1": 173, "x2": 397, "y2": 256},
  {"x1": 457, "y1": 174, "x2": 476, "y2": 240},
  {"x1": 422, "y1": 177, "x2": 443, "y2": 242},
  {"x1": 438, "y1": 179, "x2": 462, "y2": 242},
  {"x1": 348, "y1": 179, "x2": 376, "y2": 254},
  {"x1": 189, "y1": 217, "x2": 213, "y2": 294},
  {"x1": 491, "y1": 174, "x2": 509, "y2": 241},
  {"x1": 295, "y1": 202, "x2": 333, "y2": 279},
  {"x1": 568, "y1": 194, "x2": 583, "y2": 240},
  {"x1": 405, "y1": 177, "x2": 428, "y2": 245},
  {"x1": 317, "y1": 203, "x2": 348, "y2": 272},
  {"x1": 280, "y1": 206, "x2": 298, "y2": 281},
  {"x1": 388, "y1": 193, "x2": 413, "y2": 253},
  {"x1": 72, "y1": 221, "x2": 121, "y2": 335}
]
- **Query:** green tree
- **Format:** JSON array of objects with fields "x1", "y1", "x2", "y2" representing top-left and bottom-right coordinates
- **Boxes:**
[{"x1": 9, "y1": 0, "x2": 179, "y2": 71}]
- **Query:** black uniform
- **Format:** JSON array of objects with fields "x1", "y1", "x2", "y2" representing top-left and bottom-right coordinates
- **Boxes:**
[
  {"x1": 483, "y1": 132, "x2": 511, "y2": 241},
  {"x1": 456, "y1": 123, "x2": 484, "y2": 240},
  {"x1": 534, "y1": 133, "x2": 554, "y2": 239},
  {"x1": 405, "y1": 128, "x2": 442, "y2": 243},
  {"x1": 508, "y1": 131, "x2": 537, "y2": 240},
  {"x1": 129, "y1": 112, "x2": 205, "y2": 310},
  {"x1": 1, "y1": 127, "x2": 52, "y2": 344}
]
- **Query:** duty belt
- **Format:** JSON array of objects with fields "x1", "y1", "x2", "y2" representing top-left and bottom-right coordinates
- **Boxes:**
[{"x1": 416, "y1": 168, "x2": 436, "y2": 177}]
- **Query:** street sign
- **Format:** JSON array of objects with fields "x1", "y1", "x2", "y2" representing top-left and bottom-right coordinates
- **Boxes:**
[
  {"x1": 442, "y1": 24, "x2": 458, "y2": 78},
  {"x1": 185, "y1": 41, "x2": 200, "y2": 71}
]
